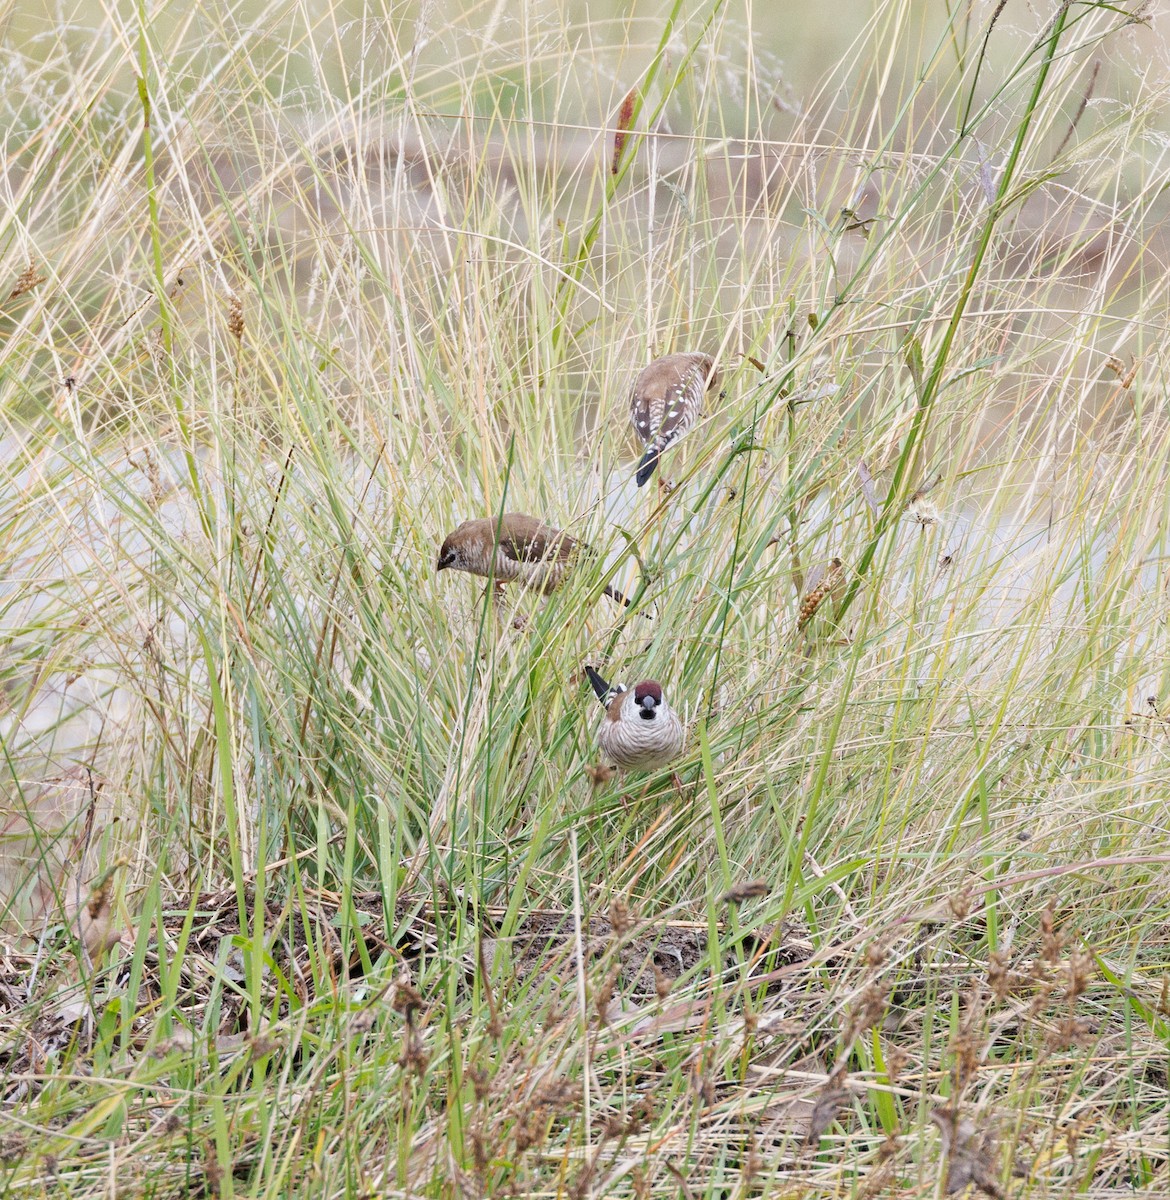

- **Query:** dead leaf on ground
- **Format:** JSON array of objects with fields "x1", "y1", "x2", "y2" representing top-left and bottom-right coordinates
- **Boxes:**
[
  {"x1": 803, "y1": 1079, "x2": 850, "y2": 1149},
  {"x1": 77, "y1": 860, "x2": 129, "y2": 962},
  {"x1": 930, "y1": 1106, "x2": 1005, "y2": 1197}
]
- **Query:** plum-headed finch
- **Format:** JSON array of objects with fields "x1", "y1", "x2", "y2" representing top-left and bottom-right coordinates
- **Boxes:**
[{"x1": 584, "y1": 664, "x2": 686, "y2": 770}]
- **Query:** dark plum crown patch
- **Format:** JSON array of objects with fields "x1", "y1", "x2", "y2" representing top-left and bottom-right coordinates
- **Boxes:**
[{"x1": 633, "y1": 681, "x2": 663, "y2": 704}]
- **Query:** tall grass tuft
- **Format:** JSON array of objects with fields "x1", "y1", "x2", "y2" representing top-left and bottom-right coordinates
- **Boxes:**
[{"x1": 2, "y1": 1, "x2": 1170, "y2": 1195}]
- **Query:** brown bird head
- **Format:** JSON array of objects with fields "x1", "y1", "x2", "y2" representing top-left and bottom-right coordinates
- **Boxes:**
[
  {"x1": 436, "y1": 522, "x2": 478, "y2": 573},
  {"x1": 436, "y1": 536, "x2": 459, "y2": 572}
]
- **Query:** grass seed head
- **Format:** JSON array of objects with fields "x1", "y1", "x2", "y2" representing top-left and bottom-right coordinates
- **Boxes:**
[
  {"x1": 611, "y1": 86, "x2": 636, "y2": 174},
  {"x1": 391, "y1": 973, "x2": 423, "y2": 1019},
  {"x1": 227, "y1": 293, "x2": 245, "y2": 343},
  {"x1": 594, "y1": 965, "x2": 619, "y2": 1025},
  {"x1": 948, "y1": 885, "x2": 973, "y2": 920},
  {"x1": 1048, "y1": 1015, "x2": 1094, "y2": 1051},
  {"x1": 856, "y1": 1134, "x2": 900, "y2": 1200},
  {"x1": 797, "y1": 558, "x2": 844, "y2": 631},
  {"x1": 470, "y1": 1128, "x2": 489, "y2": 1172},
  {"x1": 398, "y1": 1022, "x2": 429, "y2": 1076},
  {"x1": 568, "y1": 1155, "x2": 597, "y2": 1200},
  {"x1": 845, "y1": 978, "x2": 889, "y2": 1043},
  {"x1": 609, "y1": 895, "x2": 633, "y2": 938},
  {"x1": 585, "y1": 762, "x2": 614, "y2": 788},
  {"x1": 1040, "y1": 902, "x2": 1064, "y2": 963},
  {"x1": 653, "y1": 963, "x2": 672, "y2": 1001},
  {"x1": 1066, "y1": 948, "x2": 1093, "y2": 1000},
  {"x1": 930, "y1": 1107, "x2": 1004, "y2": 1198},
  {"x1": 689, "y1": 1055, "x2": 716, "y2": 1106},
  {"x1": 202, "y1": 1141, "x2": 224, "y2": 1196},
  {"x1": 469, "y1": 1064, "x2": 491, "y2": 1101},
  {"x1": 950, "y1": 993, "x2": 986, "y2": 1096},
  {"x1": 987, "y1": 950, "x2": 1011, "y2": 1003},
  {"x1": 513, "y1": 1109, "x2": 546, "y2": 1155},
  {"x1": 864, "y1": 940, "x2": 887, "y2": 970},
  {"x1": 9, "y1": 261, "x2": 45, "y2": 300},
  {"x1": 536, "y1": 1078, "x2": 578, "y2": 1110},
  {"x1": 743, "y1": 1132, "x2": 761, "y2": 1182},
  {"x1": 883, "y1": 1043, "x2": 909, "y2": 1086}
]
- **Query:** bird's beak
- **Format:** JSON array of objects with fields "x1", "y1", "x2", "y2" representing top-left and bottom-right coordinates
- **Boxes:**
[{"x1": 436, "y1": 558, "x2": 447, "y2": 572}]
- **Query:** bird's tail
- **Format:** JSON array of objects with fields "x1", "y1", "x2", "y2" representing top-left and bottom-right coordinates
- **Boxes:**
[
  {"x1": 634, "y1": 447, "x2": 660, "y2": 488},
  {"x1": 603, "y1": 581, "x2": 631, "y2": 607},
  {"x1": 584, "y1": 664, "x2": 612, "y2": 703}
]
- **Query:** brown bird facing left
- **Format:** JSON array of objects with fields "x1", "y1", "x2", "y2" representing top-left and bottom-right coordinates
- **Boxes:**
[{"x1": 437, "y1": 512, "x2": 629, "y2": 605}]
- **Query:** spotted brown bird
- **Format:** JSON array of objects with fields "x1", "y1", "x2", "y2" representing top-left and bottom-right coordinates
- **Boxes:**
[
  {"x1": 437, "y1": 513, "x2": 629, "y2": 605},
  {"x1": 584, "y1": 664, "x2": 686, "y2": 770},
  {"x1": 629, "y1": 352, "x2": 721, "y2": 487}
]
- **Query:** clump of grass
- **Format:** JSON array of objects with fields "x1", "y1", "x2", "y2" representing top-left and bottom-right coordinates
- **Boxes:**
[{"x1": 2, "y1": 0, "x2": 1170, "y2": 1195}]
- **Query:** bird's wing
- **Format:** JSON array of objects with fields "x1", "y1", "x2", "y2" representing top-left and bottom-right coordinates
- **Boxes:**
[
  {"x1": 630, "y1": 381, "x2": 655, "y2": 447},
  {"x1": 652, "y1": 365, "x2": 706, "y2": 448},
  {"x1": 498, "y1": 519, "x2": 574, "y2": 564},
  {"x1": 631, "y1": 353, "x2": 717, "y2": 453},
  {"x1": 605, "y1": 688, "x2": 628, "y2": 722}
]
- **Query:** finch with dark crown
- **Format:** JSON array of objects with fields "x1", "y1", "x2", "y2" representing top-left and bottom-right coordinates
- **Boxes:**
[{"x1": 584, "y1": 664, "x2": 686, "y2": 770}]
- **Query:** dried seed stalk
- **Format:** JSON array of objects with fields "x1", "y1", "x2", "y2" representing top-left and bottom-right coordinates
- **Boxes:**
[
  {"x1": 9, "y1": 261, "x2": 46, "y2": 300},
  {"x1": 797, "y1": 558, "x2": 844, "y2": 631},
  {"x1": 612, "y1": 87, "x2": 636, "y2": 174}
]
